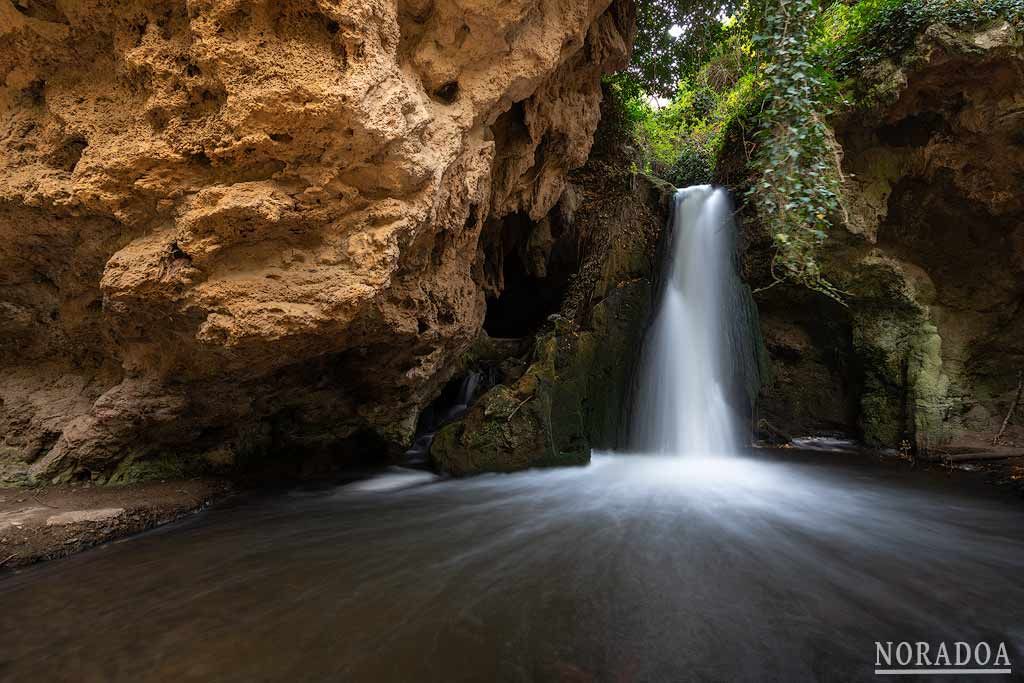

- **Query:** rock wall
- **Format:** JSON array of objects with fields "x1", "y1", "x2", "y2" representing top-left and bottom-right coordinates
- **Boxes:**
[
  {"x1": 0, "y1": 0, "x2": 635, "y2": 484},
  {"x1": 746, "y1": 21, "x2": 1024, "y2": 455},
  {"x1": 431, "y1": 164, "x2": 674, "y2": 474}
]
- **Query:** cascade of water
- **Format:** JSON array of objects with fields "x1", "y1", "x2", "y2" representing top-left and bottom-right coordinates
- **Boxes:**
[
  {"x1": 631, "y1": 186, "x2": 746, "y2": 455},
  {"x1": 403, "y1": 371, "x2": 481, "y2": 466}
]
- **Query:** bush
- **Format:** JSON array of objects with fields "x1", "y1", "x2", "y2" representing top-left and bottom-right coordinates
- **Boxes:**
[
  {"x1": 821, "y1": 0, "x2": 1024, "y2": 77},
  {"x1": 615, "y1": 0, "x2": 1022, "y2": 299},
  {"x1": 667, "y1": 145, "x2": 714, "y2": 187}
]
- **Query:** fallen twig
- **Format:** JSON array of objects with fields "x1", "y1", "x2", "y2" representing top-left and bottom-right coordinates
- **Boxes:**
[
  {"x1": 758, "y1": 419, "x2": 793, "y2": 445},
  {"x1": 0, "y1": 554, "x2": 17, "y2": 567},
  {"x1": 506, "y1": 397, "x2": 532, "y2": 423},
  {"x1": 993, "y1": 370, "x2": 1023, "y2": 446}
]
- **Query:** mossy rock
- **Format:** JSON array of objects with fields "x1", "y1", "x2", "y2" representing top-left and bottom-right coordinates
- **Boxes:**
[
  {"x1": 104, "y1": 447, "x2": 236, "y2": 485},
  {"x1": 431, "y1": 312, "x2": 639, "y2": 476},
  {"x1": 431, "y1": 173, "x2": 673, "y2": 475}
]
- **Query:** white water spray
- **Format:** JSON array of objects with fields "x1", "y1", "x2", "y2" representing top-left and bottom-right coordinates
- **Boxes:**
[{"x1": 632, "y1": 186, "x2": 745, "y2": 455}]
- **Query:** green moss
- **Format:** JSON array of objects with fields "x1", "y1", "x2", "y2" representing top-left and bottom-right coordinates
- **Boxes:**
[
  {"x1": 819, "y1": 0, "x2": 1024, "y2": 79},
  {"x1": 838, "y1": 254, "x2": 954, "y2": 450},
  {"x1": 431, "y1": 384, "x2": 550, "y2": 476},
  {"x1": 906, "y1": 322, "x2": 952, "y2": 451},
  {"x1": 430, "y1": 176, "x2": 672, "y2": 475},
  {"x1": 432, "y1": 281, "x2": 657, "y2": 476},
  {"x1": 105, "y1": 448, "x2": 235, "y2": 485}
]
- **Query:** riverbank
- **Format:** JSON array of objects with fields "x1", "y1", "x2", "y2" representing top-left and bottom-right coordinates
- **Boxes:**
[
  {"x1": 758, "y1": 438, "x2": 1024, "y2": 496},
  {"x1": 921, "y1": 454, "x2": 1024, "y2": 497},
  {"x1": 0, "y1": 479, "x2": 231, "y2": 569}
]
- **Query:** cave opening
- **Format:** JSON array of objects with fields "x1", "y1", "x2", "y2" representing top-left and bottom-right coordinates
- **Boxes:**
[
  {"x1": 481, "y1": 211, "x2": 579, "y2": 339},
  {"x1": 49, "y1": 135, "x2": 87, "y2": 172},
  {"x1": 483, "y1": 249, "x2": 563, "y2": 338},
  {"x1": 402, "y1": 371, "x2": 489, "y2": 468},
  {"x1": 876, "y1": 173, "x2": 1024, "y2": 447},
  {"x1": 432, "y1": 81, "x2": 460, "y2": 104},
  {"x1": 878, "y1": 174, "x2": 1020, "y2": 309}
]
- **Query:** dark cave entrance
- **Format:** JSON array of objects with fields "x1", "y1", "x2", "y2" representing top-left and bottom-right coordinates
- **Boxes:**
[
  {"x1": 483, "y1": 249, "x2": 564, "y2": 337},
  {"x1": 481, "y1": 211, "x2": 579, "y2": 339},
  {"x1": 877, "y1": 173, "x2": 1024, "y2": 446}
]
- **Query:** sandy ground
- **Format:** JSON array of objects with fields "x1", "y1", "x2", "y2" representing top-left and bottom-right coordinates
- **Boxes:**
[{"x1": 0, "y1": 479, "x2": 231, "y2": 569}]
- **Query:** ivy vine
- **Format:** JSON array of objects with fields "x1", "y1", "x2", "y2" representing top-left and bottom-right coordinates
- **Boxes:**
[
  {"x1": 830, "y1": 0, "x2": 1024, "y2": 77},
  {"x1": 618, "y1": 0, "x2": 1021, "y2": 304},
  {"x1": 747, "y1": 0, "x2": 846, "y2": 303}
]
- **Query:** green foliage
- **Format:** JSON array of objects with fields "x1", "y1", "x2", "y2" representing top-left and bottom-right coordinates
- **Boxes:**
[
  {"x1": 631, "y1": 0, "x2": 745, "y2": 96},
  {"x1": 747, "y1": 0, "x2": 846, "y2": 302},
  {"x1": 611, "y1": 29, "x2": 762, "y2": 183},
  {"x1": 667, "y1": 145, "x2": 715, "y2": 187},
  {"x1": 601, "y1": 74, "x2": 654, "y2": 138},
  {"x1": 752, "y1": 0, "x2": 1022, "y2": 298},
  {"x1": 819, "y1": 0, "x2": 1024, "y2": 77},
  {"x1": 623, "y1": 0, "x2": 1021, "y2": 300}
]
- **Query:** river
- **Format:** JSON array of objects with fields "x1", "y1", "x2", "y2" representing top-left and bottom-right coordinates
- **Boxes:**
[{"x1": 2, "y1": 450, "x2": 1022, "y2": 681}]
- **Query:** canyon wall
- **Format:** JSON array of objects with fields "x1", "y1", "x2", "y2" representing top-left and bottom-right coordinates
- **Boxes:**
[
  {"x1": 744, "y1": 21, "x2": 1024, "y2": 455},
  {"x1": 0, "y1": 0, "x2": 634, "y2": 484}
]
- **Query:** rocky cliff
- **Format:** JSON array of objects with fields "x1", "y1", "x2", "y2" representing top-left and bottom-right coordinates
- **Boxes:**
[
  {"x1": 0, "y1": 0, "x2": 635, "y2": 484},
  {"x1": 743, "y1": 21, "x2": 1024, "y2": 456}
]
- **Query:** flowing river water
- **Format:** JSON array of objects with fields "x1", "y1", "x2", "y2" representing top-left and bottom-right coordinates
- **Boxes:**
[
  {"x1": 2, "y1": 189, "x2": 1023, "y2": 680},
  {"x1": 1, "y1": 451, "x2": 1024, "y2": 681}
]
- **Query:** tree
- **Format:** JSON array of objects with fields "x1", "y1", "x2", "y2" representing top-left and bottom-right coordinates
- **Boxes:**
[{"x1": 630, "y1": 0, "x2": 744, "y2": 96}]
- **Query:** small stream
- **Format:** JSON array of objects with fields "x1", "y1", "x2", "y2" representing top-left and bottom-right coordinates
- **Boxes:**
[{"x1": 1, "y1": 450, "x2": 1023, "y2": 681}]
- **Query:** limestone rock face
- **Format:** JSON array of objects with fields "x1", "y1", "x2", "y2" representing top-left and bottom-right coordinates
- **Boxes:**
[
  {"x1": 432, "y1": 172, "x2": 674, "y2": 475},
  {"x1": 0, "y1": 0, "x2": 634, "y2": 483},
  {"x1": 749, "y1": 22, "x2": 1024, "y2": 454}
]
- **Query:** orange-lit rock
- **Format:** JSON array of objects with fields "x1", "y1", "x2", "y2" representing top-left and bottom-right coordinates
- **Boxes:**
[{"x1": 0, "y1": 0, "x2": 634, "y2": 483}]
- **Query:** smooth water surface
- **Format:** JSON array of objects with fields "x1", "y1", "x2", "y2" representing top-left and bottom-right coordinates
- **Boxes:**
[{"x1": 2, "y1": 451, "x2": 1023, "y2": 682}]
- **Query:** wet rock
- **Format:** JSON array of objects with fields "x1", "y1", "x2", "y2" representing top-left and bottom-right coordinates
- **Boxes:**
[{"x1": 432, "y1": 170, "x2": 675, "y2": 474}]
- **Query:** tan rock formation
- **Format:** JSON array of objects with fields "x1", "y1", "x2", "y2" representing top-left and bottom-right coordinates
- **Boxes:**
[{"x1": 0, "y1": 0, "x2": 635, "y2": 483}]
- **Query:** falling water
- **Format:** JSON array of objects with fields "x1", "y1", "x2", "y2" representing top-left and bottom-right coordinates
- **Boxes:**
[
  {"x1": 403, "y1": 371, "x2": 481, "y2": 467},
  {"x1": 5, "y1": 183, "x2": 1024, "y2": 678},
  {"x1": 632, "y1": 185, "x2": 747, "y2": 455}
]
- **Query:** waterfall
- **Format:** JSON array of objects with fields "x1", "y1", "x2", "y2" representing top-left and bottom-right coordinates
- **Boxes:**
[
  {"x1": 631, "y1": 185, "x2": 748, "y2": 455},
  {"x1": 403, "y1": 371, "x2": 481, "y2": 467}
]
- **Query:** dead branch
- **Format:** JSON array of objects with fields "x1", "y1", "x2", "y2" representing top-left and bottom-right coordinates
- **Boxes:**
[{"x1": 993, "y1": 369, "x2": 1023, "y2": 446}]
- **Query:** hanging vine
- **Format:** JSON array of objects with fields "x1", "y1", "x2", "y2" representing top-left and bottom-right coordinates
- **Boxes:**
[
  {"x1": 746, "y1": 0, "x2": 847, "y2": 303},
  {"x1": 618, "y1": 0, "x2": 1020, "y2": 304}
]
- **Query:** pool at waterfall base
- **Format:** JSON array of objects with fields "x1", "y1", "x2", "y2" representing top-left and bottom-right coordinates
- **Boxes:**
[
  {"x1": 2, "y1": 187, "x2": 1021, "y2": 682},
  {"x1": 1, "y1": 448, "x2": 1023, "y2": 681}
]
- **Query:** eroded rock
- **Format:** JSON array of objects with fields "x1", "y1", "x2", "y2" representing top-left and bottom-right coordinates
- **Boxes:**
[
  {"x1": 749, "y1": 21, "x2": 1024, "y2": 455},
  {"x1": 431, "y1": 158, "x2": 675, "y2": 474},
  {"x1": 0, "y1": 0, "x2": 635, "y2": 483}
]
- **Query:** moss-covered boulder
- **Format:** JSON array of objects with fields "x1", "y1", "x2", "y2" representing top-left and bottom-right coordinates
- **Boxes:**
[{"x1": 840, "y1": 255, "x2": 951, "y2": 448}]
